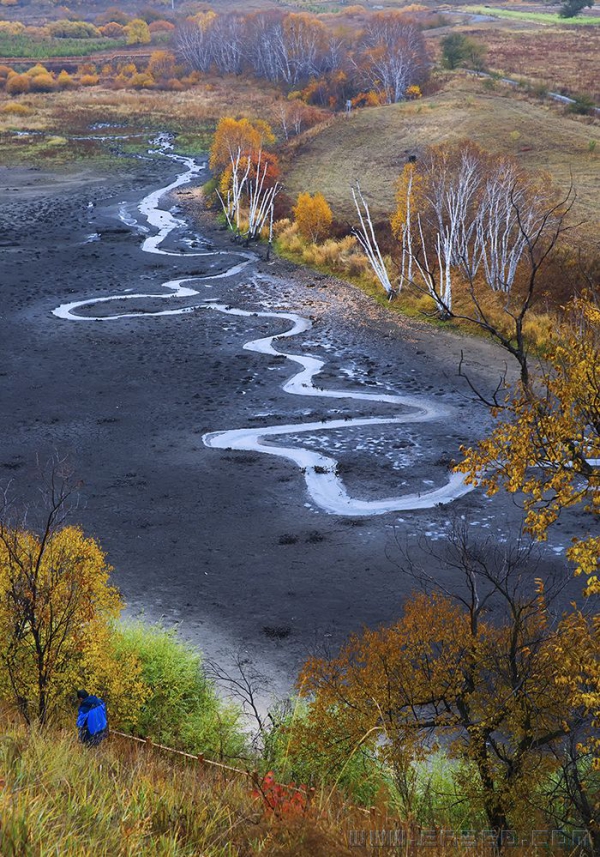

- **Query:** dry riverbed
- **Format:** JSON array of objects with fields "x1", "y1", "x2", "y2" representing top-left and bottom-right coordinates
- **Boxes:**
[{"x1": 0, "y1": 155, "x2": 586, "y2": 706}]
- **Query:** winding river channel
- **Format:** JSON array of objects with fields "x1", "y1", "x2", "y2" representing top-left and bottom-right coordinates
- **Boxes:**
[{"x1": 53, "y1": 145, "x2": 474, "y2": 516}]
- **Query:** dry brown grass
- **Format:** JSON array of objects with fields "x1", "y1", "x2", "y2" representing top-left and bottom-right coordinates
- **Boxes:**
[
  {"x1": 478, "y1": 26, "x2": 600, "y2": 102},
  {"x1": 283, "y1": 74, "x2": 599, "y2": 246},
  {"x1": 0, "y1": 75, "x2": 298, "y2": 157},
  {"x1": 276, "y1": 220, "x2": 375, "y2": 283},
  {"x1": 0, "y1": 717, "x2": 579, "y2": 857}
]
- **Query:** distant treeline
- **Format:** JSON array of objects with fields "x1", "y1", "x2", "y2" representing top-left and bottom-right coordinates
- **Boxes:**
[{"x1": 177, "y1": 10, "x2": 430, "y2": 105}]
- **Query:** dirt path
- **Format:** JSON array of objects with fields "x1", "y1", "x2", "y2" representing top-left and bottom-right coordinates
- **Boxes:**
[{"x1": 0, "y1": 157, "x2": 581, "y2": 705}]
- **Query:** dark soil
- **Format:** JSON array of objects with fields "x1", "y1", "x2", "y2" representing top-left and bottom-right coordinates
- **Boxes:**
[{"x1": 0, "y1": 157, "x2": 586, "y2": 705}]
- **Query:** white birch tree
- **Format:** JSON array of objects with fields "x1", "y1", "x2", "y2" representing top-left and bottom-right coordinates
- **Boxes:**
[{"x1": 352, "y1": 185, "x2": 395, "y2": 297}]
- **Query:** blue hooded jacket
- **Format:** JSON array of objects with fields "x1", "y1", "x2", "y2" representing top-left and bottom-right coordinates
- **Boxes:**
[{"x1": 77, "y1": 694, "x2": 108, "y2": 735}]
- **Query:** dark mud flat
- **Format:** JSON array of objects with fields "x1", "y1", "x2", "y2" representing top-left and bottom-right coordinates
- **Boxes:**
[{"x1": 0, "y1": 158, "x2": 583, "y2": 704}]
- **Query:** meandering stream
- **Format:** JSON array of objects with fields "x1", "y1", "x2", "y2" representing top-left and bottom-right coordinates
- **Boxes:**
[{"x1": 53, "y1": 145, "x2": 473, "y2": 516}]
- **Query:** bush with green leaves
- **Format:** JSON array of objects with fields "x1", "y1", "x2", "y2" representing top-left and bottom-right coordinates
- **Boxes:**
[
  {"x1": 441, "y1": 33, "x2": 487, "y2": 71},
  {"x1": 560, "y1": 0, "x2": 593, "y2": 17},
  {"x1": 48, "y1": 20, "x2": 101, "y2": 39},
  {"x1": 111, "y1": 622, "x2": 247, "y2": 762},
  {"x1": 263, "y1": 699, "x2": 394, "y2": 806}
]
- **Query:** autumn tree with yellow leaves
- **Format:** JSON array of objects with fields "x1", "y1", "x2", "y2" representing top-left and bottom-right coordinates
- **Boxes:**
[
  {"x1": 210, "y1": 117, "x2": 281, "y2": 241},
  {"x1": 296, "y1": 530, "x2": 600, "y2": 847},
  {"x1": 0, "y1": 461, "x2": 146, "y2": 726},
  {"x1": 458, "y1": 299, "x2": 600, "y2": 595},
  {"x1": 293, "y1": 192, "x2": 333, "y2": 244}
]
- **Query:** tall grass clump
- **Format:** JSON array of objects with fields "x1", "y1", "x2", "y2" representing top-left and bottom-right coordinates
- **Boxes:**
[
  {"x1": 274, "y1": 220, "x2": 376, "y2": 286},
  {"x1": 0, "y1": 720, "x2": 256, "y2": 856},
  {"x1": 112, "y1": 622, "x2": 247, "y2": 761}
]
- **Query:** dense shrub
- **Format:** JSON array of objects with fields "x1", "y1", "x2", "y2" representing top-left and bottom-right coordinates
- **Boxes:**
[
  {"x1": 48, "y1": 20, "x2": 101, "y2": 39},
  {"x1": 95, "y1": 6, "x2": 130, "y2": 26},
  {"x1": 125, "y1": 18, "x2": 151, "y2": 45},
  {"x1": 6, "y1": 73, "x2": 31, "y2": 95},
  {"x1": 112, "y1": 623, "x2": 246, "y2": 761},
  {"x1": 29, "y1": 72, "x2": 56, "y2": 92},
  {"x1": 130, "y1": 71, "x2": 154, "y2": 89},
  {"x1": 147, "y1": 49, "x2": 176, "y2": 81},
  {"x1": 149, "y1": 20, "x2": 175, "y2": 34},
  {"x1": 99, "y1": 22, "x2": 125, "y2": 38},
  {"x1": 25, "y1": 63, "x2": 50, "y2": 78},
  {"x1": 57, "y1": 70, "x2": 75, "y2": 89},
  {"x1": 0, "y1": 21, "x2": 25, "y2": 35},
  {"x1": 0, "y1": 101, "x2": 32, "y2": 114}
]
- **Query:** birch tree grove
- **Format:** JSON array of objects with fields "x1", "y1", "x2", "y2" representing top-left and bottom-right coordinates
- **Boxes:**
[
  {"x1": 245, "y1": 150, "x2": 281, "y2": 241},
  {"x1": 210, "y1": 117, "x2": 281, "y2": 242},
  {"x1": 176, "y1": 9, "x2": 429, "y2": 103},
  {"x1": 359, "y1": 142, "x2": 573, "y2": 388},
  {"x1": 357, "y1": 15, "x2": 429, "y2": 104}
]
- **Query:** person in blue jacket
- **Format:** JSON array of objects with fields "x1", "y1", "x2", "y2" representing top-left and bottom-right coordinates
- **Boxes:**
[{"x1": 76, "y1": 689, "x2": 108, "y2": 746}]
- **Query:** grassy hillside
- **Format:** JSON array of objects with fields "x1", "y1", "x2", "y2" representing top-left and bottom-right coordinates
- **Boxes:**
[
  {"x1": 283, "y1": 76, "x2": 600, "y2": 244},
  {"x1": 0, "y1": 720, "x2": 360, "y2": 856},
  {"x1": 0, "y1": 721, "x2": 584, "y2": 856}
]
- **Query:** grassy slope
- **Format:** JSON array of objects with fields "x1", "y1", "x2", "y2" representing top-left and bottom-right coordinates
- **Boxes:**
[
  {"x1": 0, "y1": 722, "x2": 354, "y2": 856},
  {"x1": 283, "y1": 77, "x2": 600, "y2": 244},
  {"x1": 0, "y1": 722, "x2": 576, "y2": 857}
]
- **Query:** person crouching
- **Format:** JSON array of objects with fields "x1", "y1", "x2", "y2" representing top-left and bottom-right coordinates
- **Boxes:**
[{"x1": 76, "y1": 689, "x2": 108, "y2": 746}]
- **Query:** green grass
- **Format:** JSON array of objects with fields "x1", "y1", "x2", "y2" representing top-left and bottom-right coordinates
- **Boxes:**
[
  {"x1": 471, "y1": 7, "x2": 600, "y2": 25},
  {"x1": 0, "y1": 35, "x2": 125, "y2": 58},
  {"x1": 0, "y1": 721, "x2": 258, "y2": 856}
]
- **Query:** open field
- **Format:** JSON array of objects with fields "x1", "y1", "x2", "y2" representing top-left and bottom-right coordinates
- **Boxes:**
[
  {"x1": 476, "y1": 26, "x2": 600, "y2": 101},
  {"x1": 0, "y1": 35, "x2": 124, "y2": 58},
  {"x1": 470, "y1": 6, "x2": 600, "y2": 25},
  {"x1": 283, "y1": 76, "x2": 600, "y2": 244},
  {"x1": 0, "y1": 79, "x2": 290, "y2": 166}
]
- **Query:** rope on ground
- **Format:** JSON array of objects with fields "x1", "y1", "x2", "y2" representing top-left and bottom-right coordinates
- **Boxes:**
[{"x1": 108, "y1": 728, "x2": 372, "y2": 815}]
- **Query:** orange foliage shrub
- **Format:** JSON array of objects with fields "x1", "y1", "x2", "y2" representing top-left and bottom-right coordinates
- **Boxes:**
[
  {"x1": 6, "y1": 74, "x2": 31, "y2": 96},
  {"x1": 80, "y1": 74, "x2": 99, "y2": 87},
  {"x1": 99, "y1": 22, "x2": 125, "y2": 38},
  {"x1": 149, "y1": 20, "x2": 175, "y2": 34},
  {"x1": 0, "y1": 21, "x2": 25, "y2": 35},
  {"x1": 146, "y1": 50, "x2": 176, "y2": 81},
  {"x1": 352, "y1": 91, "x2": 383, "y2": 108},
  {"x1": 57, "y1": 70, "x2": 75, "y2": 89},
  {"x1": 0, "y1": 101, "x2": 31, "y2": 115},
  {"x1": 26, "y1": 64, "x2": 50, "y2": 79},
  {"x1": 77, "y1": 62, "x2": 97, "y2": 76},
  {"x1": 130, "y1": 72, "x2": 154, "y2": 89},
  {"x1": 95, "y1": 6, "x2": 130, "y2": 26},
  {"x1": 29, "y1": 73, "x2": 56, "y2": 93}
]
